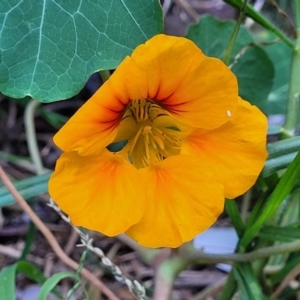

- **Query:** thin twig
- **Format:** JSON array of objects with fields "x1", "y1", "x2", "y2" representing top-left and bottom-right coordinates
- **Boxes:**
[
  {"x1": 190, "y1": 277, "x2": 227, "y2": 300},
  {"x1": 268, "y1": 0, "x2": 297, "y2": 38},
  {"x1": 228, "y1": 39, "x2": 281, "y2": 69},
  {"x1": 0, "y1": 165, "x2": 119, "y2": 300},
  {"x1": 272, "y1": 263, "x2": 300, "y2": 297},
  {"x1": 55, "y1": 227, "x2": 79, "y2": 277},
  {"x1": 63, "y1": 228, "x2": 79, "y2": 256},
  {"x1": 173, "y1": 0, "x2": 199, "y2": 22},
  {"x1": 241, "y1": 190, "x2": 252, "y2": 221}
]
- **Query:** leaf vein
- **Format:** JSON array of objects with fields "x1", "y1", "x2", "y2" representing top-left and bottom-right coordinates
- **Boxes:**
[
  {"x1": 29, "y1": 0, "x2": 46, "y2": 90},
  {"x1": 119, "y1": 0, "x2": 148, "y2": 39}
]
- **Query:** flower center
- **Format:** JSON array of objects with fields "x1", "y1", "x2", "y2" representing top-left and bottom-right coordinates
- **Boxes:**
[{"x1": 115, "y1": 99, "x2": 181, "y2": 169}]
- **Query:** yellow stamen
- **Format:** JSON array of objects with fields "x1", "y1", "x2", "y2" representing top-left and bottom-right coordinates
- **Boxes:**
[
  {"x1": 129, "y1": 126, "x2": 144, "y2": 155},
  {"x1": 116, "y1": 99, "x2": 182, "y2": 168},
  {"x1": 152, "y1": 135, "x2": 165, "y2": 150}
]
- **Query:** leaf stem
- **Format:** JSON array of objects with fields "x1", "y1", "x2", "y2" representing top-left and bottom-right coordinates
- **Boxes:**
[
  {"x1": 281, "y1": 0, "x2": 300, "y2": 137},
  {"x1": 223, "y1": 0, "x2": 248, "y2": 65},
  {"x1": 24, "y1": 99, "x2": 47, "y2": 175}
]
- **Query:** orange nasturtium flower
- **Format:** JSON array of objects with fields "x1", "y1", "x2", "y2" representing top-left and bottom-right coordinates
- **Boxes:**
[{"x1": 49, "y1": 34, "x2": 268, "y2": 248}]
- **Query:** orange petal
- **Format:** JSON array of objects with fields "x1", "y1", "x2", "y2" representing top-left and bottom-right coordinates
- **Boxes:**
[
  {"x1": 53, "y1": 82, "x2": 127, "y2": 155},
  {"x1": 48, "y1": 150, "x2": 145, "y2": 236},
  {"x1": 126, "y1": 155, "x2": 224, "y2": 248},
  {"x1": 181, "y1": 99, "x2": 268, "y2": 199},
  {"x1": 54, "y1": 34, "x2": 238, "y2": 154},
  {"x1": 111, "y1": 34, "x2": 238, "y2": 129},
  {"x1": 163, "y1": 54, "x2": 238, "y2": 129},
  {"x1": 53, "y1": 53, "x2": 141, "y2": 154}
]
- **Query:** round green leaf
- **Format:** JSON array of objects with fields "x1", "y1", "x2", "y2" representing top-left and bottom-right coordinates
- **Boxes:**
[
  {"x1": 231, "y1": 44, "x2": 274, "y2": 110},
  {"x1": 263, "y1": 40, "x2": 292, "y2": 115},
  {"x1": 186, "y1": 14, "x2": 253, "y2": 62},
  {"x1": 0, "y1": 0, "x2": 163, "y2": 102}
]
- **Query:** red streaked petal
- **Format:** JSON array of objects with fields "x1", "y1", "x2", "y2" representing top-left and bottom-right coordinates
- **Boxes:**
[
  {"x1": 53, "y1": 82, "x2": 126, "y2": 155},
  {"x1": 121, "y1": 34, "x2": 238, "y2": 129}
]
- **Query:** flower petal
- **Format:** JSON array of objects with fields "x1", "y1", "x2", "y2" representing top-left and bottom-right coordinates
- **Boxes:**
[
  {"x1": 118, "y1": 34, "x2": 238, "y2": 129},
  {"x1": 126, "y1": 155, "x2": 224, "y2": 248},
  {"x1": 48, "y1": 150, "x2": 145, "y2": 236},
  {"x1": 53, "y1": 81, "x2": 127, "y2": 155},
  {"x1": 53, "y1": 56, "x2": 141, "y2": 155},
  {"x1": 54, "y1": 34, "x2": 239, "y2": 154},
  {"x1": 181, "y1": 99, "x2": 268, "y2": 199}
]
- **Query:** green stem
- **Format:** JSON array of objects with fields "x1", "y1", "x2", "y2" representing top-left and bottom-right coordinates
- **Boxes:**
[
  {"x1": 24, "y1": 99, "x2": 46, "y2": 175},
  {"x1": 225, "y1": 200, "x2": 244, "y2": 237},
  {"x1": 153, "y1": 251, "x2": 188, "y2": 300},
  {"x1": 223, "y1": 0, "x2": 248, "y2": 65},
  {"x1": 281, "y1": 0, "x2": 300, "y2": 137},
  {"x1": 151, "y1": 230, "x2": 300, "y2": 298},
  {"x1": 241, "y1": 190, "x2": 251, "y2": 222},
  {"x1": 182, "y1": 238, "x2": 300, "y2": 264},
  {"x1": 224, "y1": 0, "x2": 295, "y2": 49},
  {"x1": 267, "y1": 136, "x2": 300, "y2": 159}
]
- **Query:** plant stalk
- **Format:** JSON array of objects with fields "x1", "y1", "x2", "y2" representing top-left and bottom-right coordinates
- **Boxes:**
[
  {"x1": 224, "y1": 0, "x2": 295, "y2": 48},
  {"x1": 153, "y1": 249, "x2": 188, "y2": 300},
  {"x1": 223, "y1": 0, "x2": 248, "y2": 65},
  {"x1": 281, "y1": 0, "x2": 300, "y2": 137}
]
